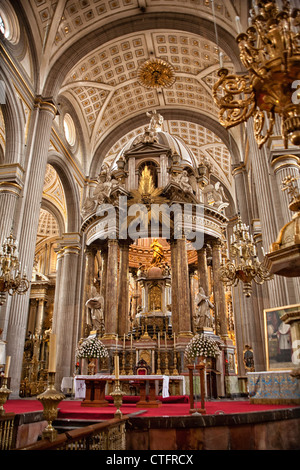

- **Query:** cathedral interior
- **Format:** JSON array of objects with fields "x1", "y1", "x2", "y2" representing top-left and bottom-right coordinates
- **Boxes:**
[{"x1": 0, "y1": 0, "x2": 300, "y2": 405}]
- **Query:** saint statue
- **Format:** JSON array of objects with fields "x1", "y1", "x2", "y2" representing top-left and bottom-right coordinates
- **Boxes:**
[
  {"x1": 194, "y1": 287, "x2": 214, "y2": 329},
  {"x1": 150, "y1": 238, "x2": 165, "y2": 266},
  {"x1": 85, "y1": 286, "x2": 105, "y2": 331},
  {"x1": 146, "y1": 110, "x2": 164, "y2": 132}
]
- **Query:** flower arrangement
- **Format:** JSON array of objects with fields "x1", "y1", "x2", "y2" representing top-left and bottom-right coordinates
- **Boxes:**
[
  {"x1": 184, "y1": 334, "x2": 220, "y2": 363},
  {"x1": 76, "y1": 336, "x2": 109, "y2": 359}
]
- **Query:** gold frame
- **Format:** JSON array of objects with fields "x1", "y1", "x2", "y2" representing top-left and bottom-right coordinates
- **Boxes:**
[{"x1": 263, "y1": 303, "x2": 299, "y2": 371}]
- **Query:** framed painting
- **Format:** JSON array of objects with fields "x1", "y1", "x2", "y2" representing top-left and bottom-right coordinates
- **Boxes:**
[{"x1": 263, "y1": 303, "x2": 299, "y2": 371}]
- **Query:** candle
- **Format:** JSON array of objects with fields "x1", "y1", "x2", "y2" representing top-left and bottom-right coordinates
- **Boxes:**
[
  {"x1": 114, "y1": 355, "x2": 119, "y2": 380},
  {"x1": 115, "y1": 334, "x2": 118, "y2": 349},
  {"x1": 158, "y1": 332, "x2": 160, "y2": 349},
  {"x1": 130, "y1": 333, "x2": 133, "y2": 350},
  {"x1": 123, "y1": 333, "x2": 126, "y2": 350},
  {"x1": 174, "y1": 332, "x2": 176, "y2": 348},
  {"x1": 164, "y1": 332, "x2": 167, "y2": 349},
  {"x1": 4, "y1": 356, "x2": 11, "y2": 378},
  {"x1": 48, "y1": 334, "x2": 56, "y2": 373}
]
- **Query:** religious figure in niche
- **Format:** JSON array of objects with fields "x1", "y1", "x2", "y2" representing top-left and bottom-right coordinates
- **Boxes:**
[
  {"x1": 149, "y1": 284, "x2": 162, "y2": 311},
  {"x1": 243, "y1": 345, "x2": 255, "y2": 371},
  {"x1": 150, "y1": 238, "x2": 165, "y2": 266},
  {"x1": 194, "y1": 287, "x2": 214, "y2": 329},
  {"x1": 85, "y1": 286, "x2": 105, "y2": 332}
]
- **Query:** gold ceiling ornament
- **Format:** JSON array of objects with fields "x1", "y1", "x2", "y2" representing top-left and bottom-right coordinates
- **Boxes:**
[
  {"x1": 212, "y1": 0, "x2": 300, "y2": 149},
  {"x1": 137, "y1": 58, "x2": 176, "y2": 89},
  {"x1": 220, "y1": 215, "x2": 273, "y2": 297},
  {"x1": 0, "y1": 230, "x2": 30, "y2": 306}
]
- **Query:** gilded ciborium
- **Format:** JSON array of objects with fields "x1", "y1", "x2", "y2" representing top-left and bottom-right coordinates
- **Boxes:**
[{"x1": 37, "y1": 372, "x2": 65, "y2": 441}]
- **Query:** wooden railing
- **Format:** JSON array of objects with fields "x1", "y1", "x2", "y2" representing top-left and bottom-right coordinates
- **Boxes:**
[
  {"x1": 17, "y1": 416, "x2": 129, "y2": 450},
  {"x1": 0, "y1": 413, "x2": 15, "y2": 450}
]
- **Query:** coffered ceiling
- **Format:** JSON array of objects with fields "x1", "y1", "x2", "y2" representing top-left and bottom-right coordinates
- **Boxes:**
[{"x1": 15, "y1": 0, "x2": 245, "y2": 191}]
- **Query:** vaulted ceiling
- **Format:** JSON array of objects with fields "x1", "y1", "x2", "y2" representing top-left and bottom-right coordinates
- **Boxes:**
[{"x1": 3, "y1": 0, "x2": 248, "y2": 193}]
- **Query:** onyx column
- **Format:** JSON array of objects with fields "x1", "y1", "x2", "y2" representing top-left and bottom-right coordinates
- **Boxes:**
[
  {"x1": 118, "y1": 241, "x2": 130, "y2": 336},
  {"x1": 211, "y1": 239, "x2": 228, "y2": 340},
  {"x1": 104, "y1": 240, "x2": 119, "y2": 338}
]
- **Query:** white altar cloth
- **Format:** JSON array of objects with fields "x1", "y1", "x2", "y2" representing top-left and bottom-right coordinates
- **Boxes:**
[{"x1": 74, "y1": 374, "x2": 185, "y2": 399}]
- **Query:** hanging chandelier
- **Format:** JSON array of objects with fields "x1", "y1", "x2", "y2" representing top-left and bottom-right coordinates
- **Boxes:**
[
  {"x1": 219, "y1": 215, "x2": 273, "y2": 297},
  {"x1": 137, "y1": 58, "x2": 176, "y2": 89},
  {"x1": 0, "y1": 231, "x2": 30, "y2": 306},
  {"x1": 212, "y1": 0, "x2": 300, "y2": 149}
]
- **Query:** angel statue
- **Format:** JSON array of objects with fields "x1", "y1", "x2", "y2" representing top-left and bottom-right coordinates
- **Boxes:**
[{"x1": 85, "y1": 286, "x2": 105, "y2": 332}]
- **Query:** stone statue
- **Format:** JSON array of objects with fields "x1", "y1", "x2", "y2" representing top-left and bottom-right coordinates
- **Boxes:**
[
  {"x1": 150, "y1": 238, "x2": 165, "y2": 266},
  {"x1": 146, "y1": 110, "x2": 164, "y2": 132},
  {"x1": 173, "y1": 170, "x2": 194, "y2": 194},
  {"x1": 203, "y1": 181, "x2": 229, "y2": 210},
  {"x1": 194, "y1": 287, "x2": 214, "y2": 329},
  {"x1": 243, "y1": 345, "x2": 255, "y2": 372},
  {"x1": 85, "y1": 286, "x2": 105, "y2": 331}
]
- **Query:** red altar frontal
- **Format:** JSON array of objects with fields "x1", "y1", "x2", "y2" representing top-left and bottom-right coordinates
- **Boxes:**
[{"x1": 75, "y1": 375, "x2": 185, "y2": 408}]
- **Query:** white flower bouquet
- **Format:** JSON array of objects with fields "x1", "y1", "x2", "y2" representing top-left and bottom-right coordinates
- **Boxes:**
[
  {"x1": 76, "y1": 337, "x2": 109, "y2": 359},
  {"x1": 184, "y1": 334, "x2": 220, "y2": 363}
]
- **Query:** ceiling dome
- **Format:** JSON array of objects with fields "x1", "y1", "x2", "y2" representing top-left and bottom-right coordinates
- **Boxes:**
[{"x1": 111, "y1": 128, "x2": 198, "y2": 171}]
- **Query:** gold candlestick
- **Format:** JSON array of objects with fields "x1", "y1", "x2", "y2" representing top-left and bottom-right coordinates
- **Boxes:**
[
  {"x1": 110, "y1": 379, "x2": 125, "y2": 419},
  {"x1": 164, "y1": 351, "x2": 170, "y2": 375},
  {"x1": 156, "y1": 350, "x2": 162, "y2": 375},
  {"x1": 121, "y1": 351, "x2": 126, "y2": 375},
  {"x1": 0, "y1": 377, "x2": 11, "y2": 415},
  {"x1": 173, "y1": 350, "x2": 179, "y2": 375},
  {"x1": 37, "y1": 372, "x2": 65, "y2": 441},
  {"x1": 129, "y1": 351, "x2": 134, "y2": 375}
]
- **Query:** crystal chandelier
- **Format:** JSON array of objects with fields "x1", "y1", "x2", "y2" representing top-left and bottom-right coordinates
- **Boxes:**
[
  {"x1": 212, "y1": 0, "x2": 300, "y2": 148},
  {"x1": 220, "y1": 215, "x2": 273, "y2": 297},
  {"x1": 0, "y1": 231, "x2": 30, "y2": 306}
]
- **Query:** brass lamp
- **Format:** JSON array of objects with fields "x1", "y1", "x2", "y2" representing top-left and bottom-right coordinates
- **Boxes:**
[
  {"x1": 213, "y1": 0, "x2": 300, "y2": 149},
  {"x1": 220, "y1": 215, "x2": 273, "y2": 296},
  {"x1": 0, "y1": 231, "x2": 30, "y2": 306}
]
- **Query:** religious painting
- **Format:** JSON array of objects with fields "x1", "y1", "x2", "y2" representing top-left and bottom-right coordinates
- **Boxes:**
[{"x1": 263, "y1": 304, "x2": 299, "y2": 370}]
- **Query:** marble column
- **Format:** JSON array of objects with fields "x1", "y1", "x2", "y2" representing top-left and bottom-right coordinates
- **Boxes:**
[
  {"x1": 211, "y1": 239, "x2": 228, "y2": 339},
  {"x1": 170, "y1": 239, "x2": 179, "y2": 334},
  {"x1": 118, "y1": 242, "x2": 130, "y2": 336},
  {"x1": 177, "y1": 238, "x2": 192, "y2": 337},
  {"x1": 197, "y1": 245, "x2": 210, "y2": 295},
  {"x1": 52, "y1": 234, "x2": 82, "y2": 388},
  {"x1": 104, "y1": 240, "x2": 119, "y2": 338},
  {"x1": 81, "y1": 245, "x2": 97, "y2": 336},
  {"x1": 271, "y1": 154, "x2": 300, "y2": 226},
  {"x1": 5, "y1": 98, "x2": 57, "y2": 396}
]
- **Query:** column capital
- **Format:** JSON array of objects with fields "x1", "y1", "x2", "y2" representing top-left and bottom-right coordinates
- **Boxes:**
[
  {"x1": 34, "y1": 96, "x2": 58, "y2": 117},
  {"x1": 271, "y1": 154, "x2": 300, "y2": 173},
  {"x1": 232, "y1": 163, "x2": 246, "y2": 177}
]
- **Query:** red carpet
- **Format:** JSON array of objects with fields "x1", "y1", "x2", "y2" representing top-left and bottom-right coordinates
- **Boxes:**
[{"x1": 4, "y1": 397, "x2": 299, "y2": 420}]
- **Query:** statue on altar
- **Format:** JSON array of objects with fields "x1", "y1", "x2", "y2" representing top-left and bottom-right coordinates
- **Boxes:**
[
  {"x1": 85, "y1": 286, "x2": 105, "y2": 332},
  {"x1": 150, "y1": 239, "x2": 165, "y2": 266},
  {"x1": 194, "y1": 287, "x2": 214, "y2": 329}
]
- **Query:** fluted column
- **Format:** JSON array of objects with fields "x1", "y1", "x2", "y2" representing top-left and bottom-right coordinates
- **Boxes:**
[
  {"x1": 104, "y1": 240, "x2": 119, "y2": 337},
  {"x1": 53, "y1": 235, "x2": 82, "y2": 388},
  {"x1": 271, "y1": 154, "x2": 300, "y2": 225},
  {"x1": 211, "y1": 239, "x2": 228, "y2": 339},
  {"x1": 5, "y1": 98, "x2": 57, "y2": 396}
]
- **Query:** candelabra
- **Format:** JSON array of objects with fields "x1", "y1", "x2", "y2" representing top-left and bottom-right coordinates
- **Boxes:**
[
  {"x1": 213, "y1": 0, "x2": 300, "y2": 149},
  {"x1": 0, "y1": 377, "x2": 11, "y2": 415},
  {"x1": 0, "y1": 231, "x2": 30, "y2": 306},
  {"x1": 37, "y1": 372, "x2": 65, "y2": 441},
  {"x1": 220, "y1": 215, "x2": 273, "y2": 297}
]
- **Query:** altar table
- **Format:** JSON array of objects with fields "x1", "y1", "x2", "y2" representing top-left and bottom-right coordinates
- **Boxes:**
[
  {"x1": 74, "y1": 375, "x2": 184, "y2": 408},
  {"x1": 247, "y1": 370, "x2": 300, "y2": 404}
]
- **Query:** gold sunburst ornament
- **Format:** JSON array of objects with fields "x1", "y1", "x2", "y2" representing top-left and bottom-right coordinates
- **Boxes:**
[{"x1": 137, "y1": 58, "x2": 176, "y2": 89}]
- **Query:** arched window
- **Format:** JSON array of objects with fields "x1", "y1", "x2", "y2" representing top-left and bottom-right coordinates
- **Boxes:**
[{"x1": 63, "y1": 113, "x2": 76, "y2": 147}]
